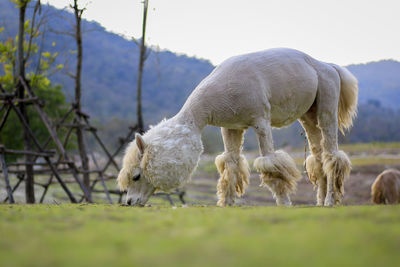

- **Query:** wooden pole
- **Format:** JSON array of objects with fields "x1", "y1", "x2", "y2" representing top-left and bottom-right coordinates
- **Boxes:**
[
  {"x1": 136, "y1": 0, "x2": 149, "y2": 133},
  {"x1": 72, "y1": 0, "x2": 91, "y2": 199},
  {"x1": 101, "y1": 125, "x2": 137, "y2": 173},
  {"x1": 16, "y1": 2, "x2": 35, "y2": 203},
  {"x1": 84, "y1": 132, "x2": 113, "y2": 204},
  {"x1": 0, "y1": 153, "x2": 15, "y2": 203},
  {"x1": 20, "y1": 78, "x2": 92, "y2": 202},
  {"x1": 3, "y1": 176, "x2": 22, "y2": 203},
  {"x1": 0, "y1": 106, "x2": 12, "y2": 132},
  {"x1": 86, "y1": 123, "x2": 119, "y2": 171},
  {"x1": 3, "y1": 90, "x2": 78, "y2": 203}
]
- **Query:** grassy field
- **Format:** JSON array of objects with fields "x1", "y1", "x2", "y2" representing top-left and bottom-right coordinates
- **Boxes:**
[
  {"x1": 1, "y1": 142, "x2": 399, "y2": 205},
  {"x1": 0, "y1": 204, "x2": 399, "y2": 267},
  {"x1": 1, "y1": 142, "x2": 400, "y2": 266}
]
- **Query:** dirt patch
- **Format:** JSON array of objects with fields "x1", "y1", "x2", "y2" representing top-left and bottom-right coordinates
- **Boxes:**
[{"x1": 186, "y1": 152, "x2": 400, "y2": 206}]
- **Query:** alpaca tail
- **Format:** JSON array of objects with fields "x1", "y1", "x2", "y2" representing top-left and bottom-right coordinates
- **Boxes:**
[{"x1": 331, "y1": 64, "x2": 359, "y2": 134}]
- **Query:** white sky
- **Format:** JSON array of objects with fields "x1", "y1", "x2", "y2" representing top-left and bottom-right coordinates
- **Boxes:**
[{"x1": 44, "y1": 0, "x2": 400, "y2": 66}]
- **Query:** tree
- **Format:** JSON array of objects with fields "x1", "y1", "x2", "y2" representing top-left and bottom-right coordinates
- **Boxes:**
[
  {"x1": 17, "y1": 0, "x2": 34, "y2": 203},
  {"x1": 135, "y1": 0, "x2": 149, "y2": 133},
  {"x1": 0, "y1": 0, "x2": 68, "y2": 202},
  {"x1": 69, "y1": 0, "x2": 90, "y2": 197}
]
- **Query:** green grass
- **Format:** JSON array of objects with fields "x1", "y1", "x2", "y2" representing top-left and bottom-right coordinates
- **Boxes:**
[
  {"x1": 197, "y1": 160, "x2": 218, "y2": 173},
  {"x1": 339, "y1": 142, "x2": 400, "y2": 152},
  {"x1": 1, "y1": 204, "x2": 399, "y2": 267},
  {"x1": 290, "y1": 142, "x2": 400, "y2": 153},
  {"x1": 350, "y1": 157, "x2": 400, "y2": 166},
  {"x1": 293, "y1": 156, "x2": 400, "y2": 166}
]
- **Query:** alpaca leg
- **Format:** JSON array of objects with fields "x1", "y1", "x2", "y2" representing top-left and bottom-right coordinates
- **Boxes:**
[
  {"x1": 299, "y1": 111, "x2": 327, "y2": 206},
  {"x1": 216, "y1": 128, "x2": 250, "y2": 207},
  {"x1": 253, "y1": 119, "x2": 301, "y2": 206},
  {"x1": 305, "y1": 155, "x2": 327, "y2": 206},
  {"x1": 317, "y1": 81, "x2": 351, "y2": 206}
]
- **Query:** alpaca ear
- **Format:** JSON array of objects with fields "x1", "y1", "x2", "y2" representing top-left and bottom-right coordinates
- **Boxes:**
[{"x1": 135, "y1": 133, "x2": 146, "y2": 154}]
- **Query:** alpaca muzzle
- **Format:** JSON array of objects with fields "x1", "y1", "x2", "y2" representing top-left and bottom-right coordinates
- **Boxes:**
[{"x1": 126, "y1": 197, "x2": 146, "y2": 207}]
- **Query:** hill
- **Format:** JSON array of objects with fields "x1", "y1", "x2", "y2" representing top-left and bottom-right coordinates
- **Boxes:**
[
  {"x1": 347, "y1": 60, "x2": 400, "y2": 110},
  {"x1": 0, "y1": 0, "x2": 214, "y2": 123},
  {"x1": 1, "y1": 1, "x2": 400, "y2": 150}
]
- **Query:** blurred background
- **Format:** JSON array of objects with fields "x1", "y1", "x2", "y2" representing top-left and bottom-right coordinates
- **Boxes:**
[{"x1": 0, "y1": 0, "x2": 399, "y2": 205}]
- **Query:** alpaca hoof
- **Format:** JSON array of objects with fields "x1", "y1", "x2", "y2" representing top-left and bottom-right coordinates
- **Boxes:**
[
  {"x1": 317, "y1": 195, "x2": 326, "y2": 206},
  {"x1": 324, "y1": 196, "x2": 335, "y2": 207},
  {"x1": 334, "y1": 192, "x2": 343, "y2": 205},
  {"x1": 254, "y1": 151, "x2": 300, "y2": 207},
  {"x1": 278, "y1": 200, "x2": 292, "y2": 207},
  {"x1": 217, "y1": 198, "x2": 235, "y2": 207},
  {"x1": 275, "y1": 193, "x2": 292, "y2": 206},
  {"x1": 215, "y1": 153, "x2": 249, "y2": 208}
]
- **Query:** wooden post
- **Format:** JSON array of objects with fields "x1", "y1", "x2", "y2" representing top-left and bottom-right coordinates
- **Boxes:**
[
  {"x1": 136, "y1": 0, "x2": 149, "y2": 133},
  {"x1": 0, "y1": 106, "x2": 12, "y2": 132},
  {"x1": 86, "y1": 121, "x2": 119, "y2": 171},
  {"x1": 3, "y1": 90, "x2": 79, "y2": 203},
  {"x1": 0, "y1": 153, "x2": 15, "y2": 203},
  {"x1": 3, "y1": 176, "x2": 22, "y2": 203},
  {"x1": 84, "y1": 133, "x2": 113, "y2": 204},
  {"x1": 83, "y1": 125, "x2": 138, "y2": 202},
  {"x1": 16, "y1": 1, "x2": 35, "y2": 203},
  {"x1": 39, "y1": 120, "x2": 75, "y2": 203},
  {"x1": 72, "y1": 0, "x2": 91, "y2": 199},
  {"x1": 20, "y1": 78, "x2": 92, "y2": 202},
  {"x1": 101, "y1": 125, "x2": 137, "y2": 173}
]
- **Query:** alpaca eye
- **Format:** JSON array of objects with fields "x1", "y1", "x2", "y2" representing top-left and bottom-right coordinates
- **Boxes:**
[{"x1": 132, "y1": 174, "x2": 141, "y2": 181}]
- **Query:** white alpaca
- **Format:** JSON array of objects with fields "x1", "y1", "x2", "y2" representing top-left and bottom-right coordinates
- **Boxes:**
[{"x1": 117, "y1": 48, "x2": 358, "y2": 207}]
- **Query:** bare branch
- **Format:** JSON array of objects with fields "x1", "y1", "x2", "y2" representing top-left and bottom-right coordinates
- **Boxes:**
[
  {"x1": 25, "y1": 1, "x2": 39, "y2": 60},
  {"x1": 48, "y1": 28, "x2": 75, "y2": 37},
  {"x1": 33, "y1": 25, "x2": 46, "y2": 79},
  {"x1": 50, "y1": 7, "x2": 76, "y2": 30},
  {"x1": 136, "y1": 0, "x2": 149, "y2": 132},
  {"x1": 131, "y1": 36, "x2": 139, "y2": 46},
  {"x1": 153, "y1": 45, "x2": 162, "y2": 82},
  {"x1": 66, "y1": 71, "x2": 76, "y2": 79},
  {"x1": 143, "y1": 47, "x2": 151, "y2": 61},
  {"x1": 25, "y1": 1, "x2": 53, "y2": 65}
]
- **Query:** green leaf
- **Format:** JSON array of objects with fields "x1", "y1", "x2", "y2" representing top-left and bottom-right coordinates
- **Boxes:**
[
  {"x1": 42, "y1": 51, "x2": 51, "y2": 58},
  {"x1": 24, "y1": 19, "x2": 30, "y2": 30}
]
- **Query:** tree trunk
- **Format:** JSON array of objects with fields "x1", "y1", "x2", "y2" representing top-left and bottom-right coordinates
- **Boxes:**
[
  {"x1": 136, "y1": 0, "x2": 148, "y2": 133},
  {"x1": 17, "y1": 2, "x2": 35, "y2": 203},
  {"x1": 73, "y1": 0, "x2": 90, "y2": 199}
]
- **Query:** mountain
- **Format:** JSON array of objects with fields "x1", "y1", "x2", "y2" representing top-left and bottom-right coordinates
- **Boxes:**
[
  {"x1": 0, "y1": 0, "x2": 214, "y2": 124},
  {"x1": 1, "y1": 1, "x2": 400, "y2": 150},
  {"x1": 347, "y1": 60, "x2": 400, "y2": 110},
  {"x1": 2, "y1": 1, "x2": 399, "y2": 124}
]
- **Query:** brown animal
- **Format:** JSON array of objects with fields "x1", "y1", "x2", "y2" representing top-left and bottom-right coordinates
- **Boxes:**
[{"x1": 371, "y1": 169, "x2": 400, "y2": 204}]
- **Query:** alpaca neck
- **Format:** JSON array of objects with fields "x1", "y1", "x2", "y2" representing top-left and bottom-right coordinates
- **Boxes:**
[
  {"x1": 174, "y1": 101, "x2": 208, "y2": 132},
  {"x1": 143, "y1": 116, "x2": 204, "y2": 190}
]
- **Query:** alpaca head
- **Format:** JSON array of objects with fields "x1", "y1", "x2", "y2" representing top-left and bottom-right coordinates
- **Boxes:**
[
  {"x1": 117, "y1": 120, "x2": 203, "y2": 206},
  {"x1": 117, "y1": 134, "x2": 155, "y2": 206}
]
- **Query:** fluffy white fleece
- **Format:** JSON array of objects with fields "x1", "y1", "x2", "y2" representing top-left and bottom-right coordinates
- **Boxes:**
[{"x1": 141, "y1": 118, "x2": 203, "y2": 191}]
